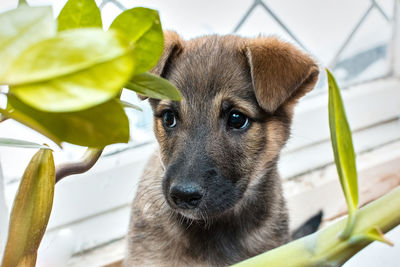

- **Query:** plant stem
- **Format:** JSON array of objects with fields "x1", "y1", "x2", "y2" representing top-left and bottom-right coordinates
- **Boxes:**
[
  {"x1": 233, "y1": 186, "x2": 400, "y2": 267},
  {"x1": 55, "y1": 148, "x2": 103, "y2": 183},
  {"x1": 18, "y1": 0, "x2": 28, "y2": 6}
]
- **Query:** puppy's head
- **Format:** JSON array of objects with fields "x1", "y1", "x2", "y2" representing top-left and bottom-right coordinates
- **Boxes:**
[{"x1": 144, "y1": 32, "x2": 319, "y2": 221}]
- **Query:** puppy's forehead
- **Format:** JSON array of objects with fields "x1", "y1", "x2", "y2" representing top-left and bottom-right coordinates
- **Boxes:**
[{"x1": 166, "y1": 35, "x2": 254, "y2": 106}]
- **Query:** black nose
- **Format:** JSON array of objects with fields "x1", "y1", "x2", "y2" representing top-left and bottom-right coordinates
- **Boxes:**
[{"x1": 169, "y1": 183, "x2": 204, "y2": 209}]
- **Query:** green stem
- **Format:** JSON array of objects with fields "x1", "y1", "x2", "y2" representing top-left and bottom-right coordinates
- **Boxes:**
[
  {"x1": 340, "y1": 209, "x2": 357, "y2": 239},
  {"x1": 233, "y1": 186, "x2": 400, "y2": 267}
]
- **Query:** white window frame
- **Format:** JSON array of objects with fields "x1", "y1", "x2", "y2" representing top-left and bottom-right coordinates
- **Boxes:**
[{"x1": 0, "y1": 0, "x2": 399, "y2": 262}]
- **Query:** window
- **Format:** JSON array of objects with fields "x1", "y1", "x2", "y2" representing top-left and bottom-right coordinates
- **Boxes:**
[{"x1": 0, "y1": 0, "x2": 399, "y2": 264}]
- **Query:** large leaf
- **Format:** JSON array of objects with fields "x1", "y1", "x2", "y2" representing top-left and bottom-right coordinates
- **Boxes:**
[
  {"x1": 57, "y1": 0, "x2": 102, "y2": 31},
  {"x1": 1, "y1": 95, "x2": 129, "y2": 147},
  {"x1": 7, "y1": 29, "x2": 135, "y2": 112},
  {"x1": 0, "y1": 5, "x2": 56, "y2": 82},
  {"x1": 125, "y1": 72, "x2": 181, "y2": 100},
  {"x1": 327, "y1": 69, "x2": 358, "y2": 238},
  {"x1": 1, "y1": 148, "x2": 55, "y2": 267},
  {"x1": 0, "y1": 138, "x2": 51, "y2": 149},
  {"x1": 110, "y1": 7, "x2": 163, "y2": 75}
]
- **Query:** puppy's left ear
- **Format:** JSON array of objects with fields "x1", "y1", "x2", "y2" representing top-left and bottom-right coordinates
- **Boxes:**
[{"x1": 245, "y1": 37, "x2": 319, "y2": 113}]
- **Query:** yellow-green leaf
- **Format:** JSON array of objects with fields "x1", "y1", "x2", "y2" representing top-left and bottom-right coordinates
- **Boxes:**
[
  {"x1": 0, "y1": 5, "x2": 56, "y2": 83},
  {"x1": 110, "y1": 7, "x2": 163, "y2": 75},
  {"x1": 0, "y1": 108, "x2": 62, "y2": 147},
  {"x1": 327, "y1": 68, "x2": 358, "y2": 238},
  {"x1": 1, "y1": 148, "x2": 55, "y2": 267},
  {"x1": 364, "y1": 227, "x2": 393, "y2": 246},
  {"x1": 7, "y1": 29, "x2": 134, "y2": 112},
  {"x1": 1, "y1": 95, "x2": 129, "y2": 147},
  {"x1": 126, "y1": 72, "x2": 181, "y2": 100},
  {"x1": 58, "y1": 0, "x2": 102, "y2": 31}
]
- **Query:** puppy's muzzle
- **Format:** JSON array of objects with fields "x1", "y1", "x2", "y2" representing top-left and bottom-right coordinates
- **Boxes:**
[{"x1": 169, "y1": 182, "x2": 204, "y2": 209}]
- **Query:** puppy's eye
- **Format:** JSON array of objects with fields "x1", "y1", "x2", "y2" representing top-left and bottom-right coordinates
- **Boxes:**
[
  {"x1": 162, "y1": 110, "x2": 177, "y2": 128},
  {"x1": 227, "y1": 111, "x2": 249, "y2": 130}
]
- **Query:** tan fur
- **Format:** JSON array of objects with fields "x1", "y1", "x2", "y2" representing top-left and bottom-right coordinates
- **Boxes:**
[{"x1": 125, "y1": 32, "x2": 319, "y2": 267}]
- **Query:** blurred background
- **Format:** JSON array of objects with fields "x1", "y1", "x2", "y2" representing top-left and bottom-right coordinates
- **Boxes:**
[{"x1": 0, "y1": 0, "x2": 399, "y2": 266}]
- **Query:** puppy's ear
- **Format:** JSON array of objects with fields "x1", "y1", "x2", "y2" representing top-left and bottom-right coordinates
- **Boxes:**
[
  {"x1": 152, "y1": 31, "x2": 184, "y2": 76},
  {"x1": 138, "y1": 31, "x2": 184, "y2": 100},
  {"x1": 244, "y1": 37, "x2": 319, "y2": 113}
]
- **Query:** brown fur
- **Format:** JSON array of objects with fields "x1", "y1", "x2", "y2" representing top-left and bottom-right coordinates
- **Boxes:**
[{"x1": 125, "y1": 32, "x2": 319, "y2": 267}]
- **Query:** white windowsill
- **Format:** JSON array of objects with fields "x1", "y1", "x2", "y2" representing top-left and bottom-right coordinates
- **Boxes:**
[{"x1": 67, "y1": 138, "x2": 400, "y2": 266}]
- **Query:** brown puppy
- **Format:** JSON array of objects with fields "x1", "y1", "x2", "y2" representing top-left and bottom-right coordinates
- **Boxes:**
[{"x1": 125, "y1": 32, "x2": 319, "y2": 267}]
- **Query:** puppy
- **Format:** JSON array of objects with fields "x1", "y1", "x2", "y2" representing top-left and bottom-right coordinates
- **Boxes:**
[{"x1": 125, "y1": 32, "x2": 319, "y2": 267}]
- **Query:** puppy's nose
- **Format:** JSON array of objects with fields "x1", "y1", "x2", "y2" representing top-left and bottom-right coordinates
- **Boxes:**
[{"x1": 170, "y1": 183, "x2": 203, "y2": 209}]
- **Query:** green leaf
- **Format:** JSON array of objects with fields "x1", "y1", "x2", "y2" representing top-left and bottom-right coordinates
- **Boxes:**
[
  {"x1": 110, "y1": 7, "x2": 163, "y2": 75},
  {"x1": 57, "y1": 0, "x2": 102, "y2": 31},
  {"x1": 0, "y1": 108, "x2": 62, "y2": 147},
  {"x1": 1, "y1": 148, "x2": 55, "y2": 267},
  {"x1": 1, "y1": 95, "x2": 130, "y2": 147},
  {"x1": 6, "y1": 29, "x2": 135, "y2": 112},
  {"x1": 125, "y1": 72, "x2": 181, "y2": 100},
  {"x1": 0, "y1": 138, "x2": 52, "y2": 149},
  {"x1": 359, "y1": 227, "x2": 394, "y2": 246},
  {"x1": 120, "y1": 100, "x2": 142, "y2": 111},
  {"x1": 327, "y1": 68, "x2": 358, "y2": 238},
  {"x1": 0, "y1": 5, "x2": 56, "y2": 83}
]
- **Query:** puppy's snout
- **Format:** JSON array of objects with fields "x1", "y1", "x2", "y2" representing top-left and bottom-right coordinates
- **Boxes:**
[{"x1": 170, "y1": 183, "x2": 204, "y2": 209}]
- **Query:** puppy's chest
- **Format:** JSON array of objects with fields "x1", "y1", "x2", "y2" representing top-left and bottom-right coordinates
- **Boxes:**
[
  {"x1": 133, "y1": 213, "x2": 255, "y2": 266},
  {"x1": 183, "y1": 226, "x2": 244, "y2": 261}
]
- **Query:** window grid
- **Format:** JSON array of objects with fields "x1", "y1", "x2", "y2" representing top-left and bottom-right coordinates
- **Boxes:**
[{"x1": 99, "y1": 0, "x2": 395, "y2": 89}]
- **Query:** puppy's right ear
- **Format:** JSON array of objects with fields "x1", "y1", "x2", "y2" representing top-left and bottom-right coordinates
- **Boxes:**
[
  {"x1": 138, "y1": 31, "x2": 184, "y2": 100},
  {"x1": 244, "y1": 37, "x2": 319, "y2": 113}
]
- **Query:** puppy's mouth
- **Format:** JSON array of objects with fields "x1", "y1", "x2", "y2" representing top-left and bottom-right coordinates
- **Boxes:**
[
  {"x1": 174, "y1": 209, "x2": 206, "y2": 221},
  {"x1": 168, "y1": 202, "x2": 226, "y2": 222}
]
